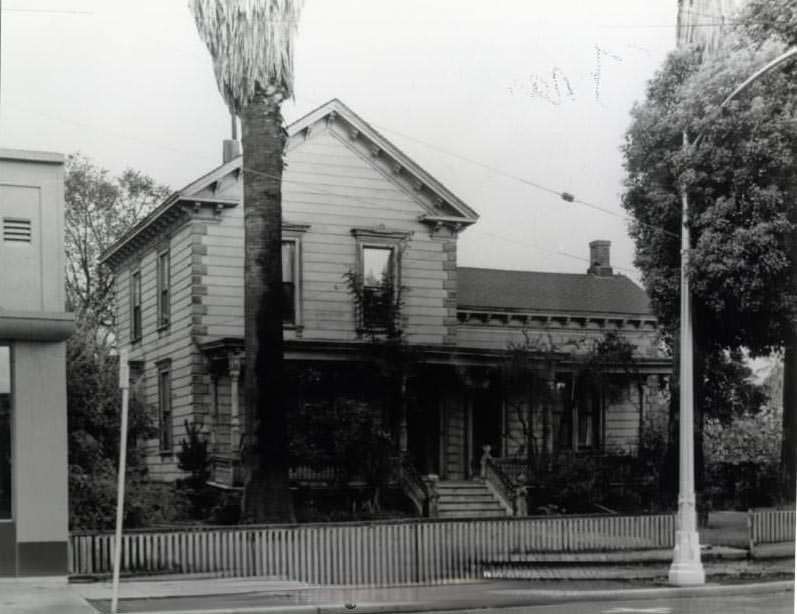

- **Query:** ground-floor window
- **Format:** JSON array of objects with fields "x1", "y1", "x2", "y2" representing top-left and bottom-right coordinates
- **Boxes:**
[
  {"x1": 157, "y1": 361, "x2": 172, "y2": 453},
  {"x1": 0, "y1": 345, "x2": 11, "y2": 519}
]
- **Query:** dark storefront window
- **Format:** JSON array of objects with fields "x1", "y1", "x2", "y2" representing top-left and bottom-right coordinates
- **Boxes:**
[{"x1": 0, "y1": 346, "x2": 11, "y2": 519}]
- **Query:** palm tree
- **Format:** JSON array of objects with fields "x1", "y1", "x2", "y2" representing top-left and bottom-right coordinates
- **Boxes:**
[{"x1": 190, "y1": 0, "x2": 303, "y2": 522}]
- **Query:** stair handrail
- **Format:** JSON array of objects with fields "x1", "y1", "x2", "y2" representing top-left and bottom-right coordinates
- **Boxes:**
[
  {"x1": 480, "y1": 445, "x2": 524, "y2": 516},
  {"x1": 395, "y1": 455, "x2": 430, "y2": 517}
]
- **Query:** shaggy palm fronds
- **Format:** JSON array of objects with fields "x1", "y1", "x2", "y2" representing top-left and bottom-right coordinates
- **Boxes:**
[{"x1": 189, "y1": 0, "x2": 303, "y2": 112}]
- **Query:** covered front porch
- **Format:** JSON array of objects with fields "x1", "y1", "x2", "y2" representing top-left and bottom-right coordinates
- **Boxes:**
[{"x1": 197, "y1": 338, "x2": 668, "y2": 517}]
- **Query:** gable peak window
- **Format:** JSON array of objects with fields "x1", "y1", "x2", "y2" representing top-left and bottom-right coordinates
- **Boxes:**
[{"x1": 361, "y1": 245, "x2": 396, "y2": 331}]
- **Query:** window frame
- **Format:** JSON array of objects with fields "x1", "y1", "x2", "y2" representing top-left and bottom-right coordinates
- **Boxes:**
[
  {"x1": 281, "y1": 223, "x2": 309, "y2": 331},
  {"x1": 351, "y1": 228, "x2": 410, "y2": 335},
  {"x1": 281, "y1": 238, "x2": 299, "y2": 328},
  {"x1": 359, "y1": 244, "x2": 397, "y2": 331},
  {"x1": 129, "y1": 269, "x2": 142, "y2": 342},
  {"x1": 157, "y1": 360, "x2": 173, "y2": 454},
  {"x1": 156, "y1": 249, "x2": 171, "y2": 330}
]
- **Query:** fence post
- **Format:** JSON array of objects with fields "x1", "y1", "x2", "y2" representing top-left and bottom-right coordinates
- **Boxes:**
[{"x1": 747, "y1": 509, "x2": 755, "y2": 556}]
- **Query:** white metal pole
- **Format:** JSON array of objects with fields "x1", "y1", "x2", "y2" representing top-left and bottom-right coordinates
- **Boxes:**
[
  {"x1": 667, "y1": 46, "x2": 797, "y2": 587},
  {"x1": 669, "y1": 139, "x2": 705, "y2": 585},
  {"x1": 111, "y1": 351, "x2": 130, "y2": 614}
]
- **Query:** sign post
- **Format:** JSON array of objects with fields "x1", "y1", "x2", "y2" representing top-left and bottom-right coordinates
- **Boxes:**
[{"x1": 111, "y1": 351, "x2": 130, "y2": 614}]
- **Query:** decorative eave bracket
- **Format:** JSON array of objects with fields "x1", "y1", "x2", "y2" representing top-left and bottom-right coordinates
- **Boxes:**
[{"x1": 418, "y1": 214, "x2": 474, "y2": 237}]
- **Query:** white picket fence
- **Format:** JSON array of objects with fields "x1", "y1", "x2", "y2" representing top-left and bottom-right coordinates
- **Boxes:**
[
  {"x1": 69, "y1": 513, "x2": 675, "y2": 585},
  {"x1": 749, "y1": 509, "x2": 795, "y2": 550}
]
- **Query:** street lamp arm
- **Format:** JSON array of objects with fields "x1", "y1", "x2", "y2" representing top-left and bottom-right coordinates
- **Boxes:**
[{"x1": 692, "y1": 47, "x2": 797, "y2": 150}]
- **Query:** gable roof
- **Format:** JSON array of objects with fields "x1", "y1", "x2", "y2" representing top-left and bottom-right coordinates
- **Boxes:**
[
  {"x1": 101, "y1": 99, "x2": 478, "y2": 268},
  {"x1": 457, "y1": 267, "x2": 653, "y2": 317}
]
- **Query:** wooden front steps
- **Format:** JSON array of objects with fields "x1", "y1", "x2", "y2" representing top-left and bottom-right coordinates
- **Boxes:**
[{"x1": 436, "y1": 479, "x2": 509, "y2": 518}]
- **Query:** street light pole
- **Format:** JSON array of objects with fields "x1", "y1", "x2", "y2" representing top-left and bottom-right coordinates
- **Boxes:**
[
  {"x1": 668, "y1": 45, "x2": 797, "y2": 587},
  {"x1": 668, "y1": 133, "x2": 704, "y2": 585}
]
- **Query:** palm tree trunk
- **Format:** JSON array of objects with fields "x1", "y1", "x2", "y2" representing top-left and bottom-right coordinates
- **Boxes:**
[{"x1": 241, "y1": 86, "x2": 295, "y2": 523}]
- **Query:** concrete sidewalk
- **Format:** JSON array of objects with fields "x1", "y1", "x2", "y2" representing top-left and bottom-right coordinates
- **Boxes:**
[
  {"x1": 0, "y1": 577, "x2": 96, "y2": 614},
  {"x1": 76, "y1": 577, "x2": 795, "y2": 614},
  {"x1": 3, "y1": 546, "x2": 794, "y2": 614}
]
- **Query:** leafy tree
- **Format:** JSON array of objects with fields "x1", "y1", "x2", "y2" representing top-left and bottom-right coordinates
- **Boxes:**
[
  {"x1": 65, "y1": 153, "x2": 169, "y2": 333},
  {"x1": 64, "y1": 155, "x2": 171, "y2": 529},
  {"x1": 67, "y1": 319, "x2": 165, "y2": 529},
  {"x1": 622, "y1": 28, "x2": 797, "y2": 500},
  {"x1": 190, "y1": 0, "x2": 304, "y2": 523}
]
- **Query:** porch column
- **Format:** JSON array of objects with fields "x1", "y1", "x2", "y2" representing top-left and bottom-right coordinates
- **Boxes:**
[
  {"x1": 541, "y1": 362, "x2": 555, "y2": 462},
  {"x1": 399, "y1": 375, "x2": 409, "y2": 455},
  {"x1": 228, "y1": 353, "x2": 242, "y2": 454},
  {"x1": 209, "y1": 372, "x2": 218, "y2": 453}
]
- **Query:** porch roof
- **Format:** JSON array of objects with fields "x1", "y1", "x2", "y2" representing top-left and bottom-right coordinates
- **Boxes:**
[
  {"x1": 199, "y1": 337, "x2": 669, "y2": 373},
  {"x1": 457, "y1": 267, "x2": 653, "y2": 317}
]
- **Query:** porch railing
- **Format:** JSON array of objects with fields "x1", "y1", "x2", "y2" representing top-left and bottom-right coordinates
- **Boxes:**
[
  {"x1": 480, "y1": 447, "x2": 517, "y2": 515},
  {"x1": 69, "y1": 513, "x2": 676, "y2": 584},
  {"x1": 395, "y1": 456, "x2": 431, "y2": 516}
]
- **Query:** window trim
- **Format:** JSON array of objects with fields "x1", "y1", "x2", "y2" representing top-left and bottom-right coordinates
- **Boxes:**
[
  {"x1": 157, "y1": 360, "x2": 173, "y2": 454},
  {"x1": 281, "y1": 238, "x2": 300, "y2": 328},
  {"x1": 281, "y1": 223, "x2": 309, "y2": 331},
  {"x1": 156, "y1": 249, "x2": 171, "y2": 331},
  {"x1": 351, "y1": 228, "x2": 409, "y2": 334},
  {"x1": 129, "y1": 269, "x2": 142, "y2": 342},
  {"x1": 360, "y1": 244, "x2": 397, "y2": 331}
]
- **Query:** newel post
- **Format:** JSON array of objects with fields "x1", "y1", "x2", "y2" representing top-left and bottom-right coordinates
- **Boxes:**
[
  {"x1": 422, "y1": 474, "x2": 440, "y2": 518},
  {"x1": 480, "y1": 444, "x2": 492, "y2": 479},
  {"x1": 514, "y1": 472, "x2": 528, "y2": 517}
]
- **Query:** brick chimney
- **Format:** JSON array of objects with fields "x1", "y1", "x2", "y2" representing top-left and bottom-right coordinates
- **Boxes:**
[{"x1": 587, "y1": 240, "x2": 613, "y2": 276}]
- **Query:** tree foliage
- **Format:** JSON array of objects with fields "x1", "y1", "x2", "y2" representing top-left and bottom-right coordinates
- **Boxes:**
[
  {"x1": 65, "y1": 155, "x2": 171, "y2": 529},
  {"x1": 65, "y1": 154, "x2": 169, "y2": 331},
  {"x1": 623, "y1": 39, "x2": 796, "y2": 355},
  {"x1": 67, "y1": 320, "x2": 169, "y2": 530}
]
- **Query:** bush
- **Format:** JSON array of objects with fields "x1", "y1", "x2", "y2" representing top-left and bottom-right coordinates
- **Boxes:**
[{"x1": 176, "y1": 421, "x2": 217, "y2": 520}]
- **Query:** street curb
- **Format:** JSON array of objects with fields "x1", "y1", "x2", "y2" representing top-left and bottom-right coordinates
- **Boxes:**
[{"x1": 131, "y1": 580, "x2": 794, "y2": 614}]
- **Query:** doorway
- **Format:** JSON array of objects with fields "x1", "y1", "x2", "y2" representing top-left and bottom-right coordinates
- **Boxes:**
[{"x1": 469, "y1": 387, "x2": 502, "y2": 477}]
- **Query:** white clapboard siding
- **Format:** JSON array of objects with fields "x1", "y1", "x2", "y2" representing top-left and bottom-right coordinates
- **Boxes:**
[
  {"x1": 115, "y1": 221, "x2": 200, "y2": 481},
  {"x1": 197, "y1": 127, "x2": 452, "y2": 346}
]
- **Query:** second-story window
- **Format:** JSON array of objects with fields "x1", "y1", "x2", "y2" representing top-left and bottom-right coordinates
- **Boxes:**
[
  {"x1": 282, "y1": 240, "x2": 297, "y2": 326},
  {"x1": 130, "y1": 270, "x2": 142, "y2": 341},
  {"x1": 157, "y1": 250, "x2": 170, "y2": 329},
  {"x1": 362, "y1": 246, "x2": 395, "y2": 330}
]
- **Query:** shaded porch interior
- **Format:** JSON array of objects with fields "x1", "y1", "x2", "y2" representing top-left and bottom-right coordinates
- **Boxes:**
[{"x1": 196, "y1": 339, "x2": 665, "y2": 517}]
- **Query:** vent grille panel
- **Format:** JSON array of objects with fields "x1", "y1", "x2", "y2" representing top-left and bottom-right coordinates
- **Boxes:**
[{"x1": 3, "y1": 218, "x2": 32, "y2": 242}]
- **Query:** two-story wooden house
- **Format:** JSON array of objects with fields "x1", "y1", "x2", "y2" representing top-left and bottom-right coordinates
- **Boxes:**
[{"x1": 102, "y1": 100, "x2": 669, "y2": 517}]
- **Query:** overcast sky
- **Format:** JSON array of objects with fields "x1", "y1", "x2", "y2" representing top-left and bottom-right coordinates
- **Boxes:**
[{"x1": 1, "y1": 1, "x2": 679, "y2": 281}]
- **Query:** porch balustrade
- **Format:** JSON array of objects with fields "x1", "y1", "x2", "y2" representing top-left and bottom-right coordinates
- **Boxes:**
[{"x1": 480, "y1": 445, "x2": 525, "y2": 516}]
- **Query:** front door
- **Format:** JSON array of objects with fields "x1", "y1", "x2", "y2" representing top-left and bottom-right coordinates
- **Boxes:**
[
  {"x1": 469, "y1": 387, "x2": 502, "y2": 477},
  {"x1": 407, "y1": 375, "x2": 441, "y2": 475}
]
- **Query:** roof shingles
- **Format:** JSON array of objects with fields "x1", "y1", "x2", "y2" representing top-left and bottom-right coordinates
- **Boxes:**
[{"x1": 456, "y1": 267, "x2": 652, "y2": 316}]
